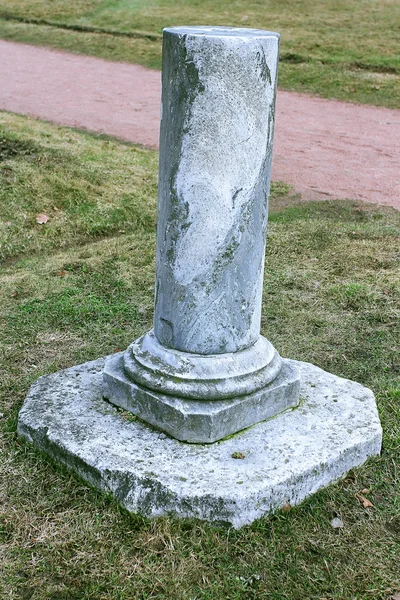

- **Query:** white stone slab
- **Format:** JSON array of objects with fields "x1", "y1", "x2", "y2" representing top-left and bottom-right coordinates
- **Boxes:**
[{"x1": 18, "y1": 356, "x2": 382, "y2": 528}]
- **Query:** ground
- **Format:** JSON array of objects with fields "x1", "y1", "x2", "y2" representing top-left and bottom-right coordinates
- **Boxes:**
[
  {"x1": 0, "y1": 1, "x2": 399, "y2": 597},
  {"x1": 1, "y1": 40, "x2": 399, "y2": 210},
  {"x1": 0, "y1": 0, "x2": 399, "y2": 108},
  {"x1": 0, "y1": 113, "x2": 399, "y2": 600}
]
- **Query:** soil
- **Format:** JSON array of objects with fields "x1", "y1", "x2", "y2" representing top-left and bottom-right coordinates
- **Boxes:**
[{"x1": 1, "y1": 40, "x2": 399, "y2": 210}]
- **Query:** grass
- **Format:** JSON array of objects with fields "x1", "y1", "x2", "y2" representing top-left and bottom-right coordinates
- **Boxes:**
[
  {"x1": 0, "y1": 0, "x2": 399, "y2": 108},
  {"x1": 0, "y1": 112, "x2": 399, "y2": 599},
  {"x1": 0, "y1": 116, "x2": 158, "y2": 262}
]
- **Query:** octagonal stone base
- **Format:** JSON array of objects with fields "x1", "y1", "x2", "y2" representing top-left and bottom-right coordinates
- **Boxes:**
[{"x1": 17, "y1": 356, "x2": 382, "y2": 529}]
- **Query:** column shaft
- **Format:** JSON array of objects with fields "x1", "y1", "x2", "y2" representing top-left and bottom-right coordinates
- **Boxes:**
[{"x1": 154, "y1": 27, "x2": 280, "y2": 354}]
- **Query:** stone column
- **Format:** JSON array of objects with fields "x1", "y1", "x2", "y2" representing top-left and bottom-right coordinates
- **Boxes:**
[
  {"x1": 155, "y1": 26, "x2": 279, "y2": 355},
  {"x1": 103, "y1": 26, "x2": 300, "y2": 443}
]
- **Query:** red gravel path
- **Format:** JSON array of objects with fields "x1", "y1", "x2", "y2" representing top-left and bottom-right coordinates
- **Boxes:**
[{"x1": 1, "y1": 40, "x2": 399, "y2": 210}]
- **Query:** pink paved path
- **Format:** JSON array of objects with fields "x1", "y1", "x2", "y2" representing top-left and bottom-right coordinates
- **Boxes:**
[{"x1": 1, "y1": 40, "x2": 399, "y2": 210}]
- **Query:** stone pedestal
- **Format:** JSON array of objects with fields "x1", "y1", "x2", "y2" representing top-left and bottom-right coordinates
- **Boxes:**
[
  {"x1": 103, "y1": 26, "x2": 300, "y2": 441},
  {"x1": 17, "y1": 26, "x2": 382, "y2": 527}
]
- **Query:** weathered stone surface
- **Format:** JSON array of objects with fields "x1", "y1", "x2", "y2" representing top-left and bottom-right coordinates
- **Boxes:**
[
  {"x1": 155, "y1": 27, "x2": 280, "y2": 354},
  {"x1": 103, "y1": 350, "x2": 300, "y2": 443},
  {"x1": 18, "y1": 356, "x2": 382, "y2": 528}
]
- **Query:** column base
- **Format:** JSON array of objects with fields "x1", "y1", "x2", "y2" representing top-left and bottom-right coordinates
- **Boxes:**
[
  {"x1": 103, "y1": 331, "x2": 300, "y2": 443},
  {"x1": 18, "y1": 357, "x2": 382, "y2": 528}
]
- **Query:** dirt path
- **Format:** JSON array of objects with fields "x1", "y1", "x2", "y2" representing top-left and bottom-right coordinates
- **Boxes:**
[{"x1": 1, "y1": 40, "x2": 399, "y2": 210}]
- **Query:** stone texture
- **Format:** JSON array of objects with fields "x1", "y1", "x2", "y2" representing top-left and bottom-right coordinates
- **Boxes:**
[
  {"x1": 155, "y1": 27, "x2": 280, "y2": 354},
  {"x1": 103, "y1": 350, "x2": 300, "y2": 443},
  {"x1": 18, "y1": 356, "x2": 382, "y2": 528}
]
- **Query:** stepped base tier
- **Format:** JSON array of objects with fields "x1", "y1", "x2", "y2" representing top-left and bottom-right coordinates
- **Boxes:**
[
  {"x1": 102, "y1": 330, "x2": 300, "y2": 443},
  {"x1": 18, "y1": 356, "x2": 382, "y2": 528}
]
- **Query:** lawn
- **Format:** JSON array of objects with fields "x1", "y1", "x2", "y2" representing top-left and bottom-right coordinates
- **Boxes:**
[
  {"x1": 0, "y1": 112, "x2": 399, "y2": 599},
  {"x1": 0, "y1": 0, "x2": 399, "y2": 108}
]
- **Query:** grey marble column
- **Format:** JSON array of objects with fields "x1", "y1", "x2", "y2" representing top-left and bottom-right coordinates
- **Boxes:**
[
  {"x1": 103, "y1": 27, "x2": 300, "y2": 443},
  {"x1": 155, "y1": 26, "x2": 280, "y2": 355}
]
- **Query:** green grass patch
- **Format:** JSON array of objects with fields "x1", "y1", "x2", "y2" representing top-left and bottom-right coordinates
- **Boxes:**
[
  {"x1": 0, "y1": 113, "x2": 399, "y2": 599},
  {"x1": 0, "y1": 113, "x2": 158, "y2": 262},
  {"x1": 0, "y1": 0, "x2": 399, "y2": 108}
]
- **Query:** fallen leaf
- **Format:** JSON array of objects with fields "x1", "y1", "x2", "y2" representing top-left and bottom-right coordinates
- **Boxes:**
[
  {"x1": 36, "y1": 213, "x2": 49, "y2": 224},
  {"x1": 356, "y1": 493, "x2": 374, "y2": 508},
  {"x1": 390, "y1": 593, "x2": 400, "y2": 600},
  {"x1": 56, "y1": 270, "x2": 67, "y2": 277}
]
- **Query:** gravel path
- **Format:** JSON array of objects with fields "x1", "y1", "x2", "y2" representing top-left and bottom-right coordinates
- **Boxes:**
[{"x1": 1, "y1": 40, "x2": 399, "y2": 210}]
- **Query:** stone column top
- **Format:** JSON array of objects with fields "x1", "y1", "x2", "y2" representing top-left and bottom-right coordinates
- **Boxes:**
[{"x1": 163, "y1": 26, "x2": 280, "y2": 40}]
